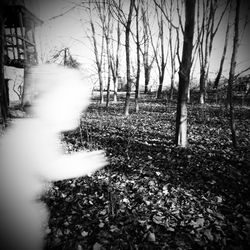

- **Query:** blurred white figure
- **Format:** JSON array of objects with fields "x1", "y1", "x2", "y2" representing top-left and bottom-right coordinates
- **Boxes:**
[{"x1": 0, "y1": 64, "x2": 107, "y2": 250}]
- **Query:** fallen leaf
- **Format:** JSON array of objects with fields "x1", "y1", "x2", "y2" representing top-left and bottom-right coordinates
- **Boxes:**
[
  {"x1": 93, "y1": 242, "x2": 102, "y2": 250},
  {"x1": 190, "y1": 218, "x2": 205, "y2": 228},
  {"x1": 153, "y1": 215, "x2": 165, "y2": 225},
  {"x1": 99, "y1": 222, "x2": 105, "y2": 228},
  {"x1": 77, "y1": 244, "x2": 83, "y2": 250},
  {"x1": 204, "y1": 229, "x2": 214, "y2": 241},
  {"x1": 81, "y1": 231, "x2": 88, "y2": 237},
  {"x1": 147, "y1": 232, "x2": 156, "y2": 242}
]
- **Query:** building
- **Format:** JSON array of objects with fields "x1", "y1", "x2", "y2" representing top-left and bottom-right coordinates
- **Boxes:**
[
  {"x1": 4, "y1": 0, "x2": 43, "y2": 67},
  {"x1": 0, "y1": 0, "x2": 42, "y2": 121}
]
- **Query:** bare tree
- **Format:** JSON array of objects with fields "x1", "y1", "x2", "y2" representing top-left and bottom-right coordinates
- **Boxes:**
[
  {"x1": 124, "y1": 0, "x2": 135, "y2": 115},
  {"x1": 168, "y1": 0, "x2": 179, "y2": 101},
  {"x1": 149, "y1": 0, "x2": 168, "y2": 100},
  {"x1": 48, "y1": 47, "x2": 80, "y2": 68},
  {"x1": 227, "y1": 0, "x2": 241, "y2": 148},
  {"x1": 141, "y1": 0, "x2": 154, "y2": 94},
  {"x1": 89, "y1": 3, "x2": 105, "y2": 104},
  {"x1": 111, "y1": 0, "x2": 135, "y2": 116},
  {"x1": 105, "y1": 24, "x2": 112, "y2": 108},
  {"x1": 110, "y1": 0, "x2": 121, "y2": 103},
  {"x1": 213, "y1": 0, "x2": 232, "y2": 91},
  {"x1": 94, "y1": 0, "x2": 112, "y2": 108},
  {"x1": 197, "y1": 0, "x2": 229, "y2": 104},
  {"x1": 156, "y1": 0, "x2": 167, "y2": 99},
  {"x1": 175, "y1": 0, "x2": 196, "y2": 147},
  {"x1": 154, "y1": 0, "x2": 183, "y2": 101},
  {"x1": 197, "y1": 0, "x2": 209, "y2": 104},
  {"x1": 134, "y1": 0, "x2": 141, "y2": 112}
]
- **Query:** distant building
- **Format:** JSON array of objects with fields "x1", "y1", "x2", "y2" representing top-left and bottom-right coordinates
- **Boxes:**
[
  {"x1": 1, "y1": 0, "x2": 43, "y2": 111},
  {"x1": 4, "y1": 0, "x2": 43, "y2": 68}
]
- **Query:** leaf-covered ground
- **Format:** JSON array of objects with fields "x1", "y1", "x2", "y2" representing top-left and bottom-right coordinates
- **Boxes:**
[{"x1": 44, "y1": 100, "x2": 250, "y2": 250}]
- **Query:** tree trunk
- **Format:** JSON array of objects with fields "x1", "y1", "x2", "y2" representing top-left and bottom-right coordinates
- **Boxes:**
[
  {"x1": 106, "y1": 71, "x2": 111, "y2": 108},
  {"x1": 227, "y1": 0, "x2": 240, "y2": 148},
  {"x1": 124, "y1": 0, "x2": 135, "y2": 116},
  {"x1": 98, "y1": 65, "x2": 104, "y2": 104},
  {"x1": 111, "y1": 63, "x2": 118, "y2": 102},
  {"x1": 63, "y1": 48, "x2": 67, "y2": 66},
  {"x1": 144, "y1": 65, "x2": 149, "y2": 94},
  {"x1": 199, "y1": 66, "x2": 206, "y2": 104},
  {"x1": 156, "y1": 2, "x2": 165, "y2": 100},
  {"x1": 113, "y1": 77, "x2": 118, "y2": 102},
  {"x1": 170, "y1": 74, "x2": 175, "y2": 101},
  {"x1": 175, "y1": 0, "x2": 196, "y2": 147},
  {"x1": 142, "y1": 1, "x2": 150, "y2": 94},
  {"x1": 111, "y1": 0, "x2": 121, "y2": 103},
  {"x1": 113, "y1": 15, "x2": 120, "y2": 103},
  {"x1": 169, "y1": 0, "x2": 177, "y2": 101},
  {"x1": 105, "y1": 3, "x2": 112, "y2": 109},
  {"x1": 135, "y1": 1, "x2": 140, "y2": 113},
  {"x1": 187, "y1": 82, "x2": 191, "y2": 103},
  {"x1": 90, "y1": 18, "x2": 104, "y2": 104},
  {"x1": 106, "y1": 48, "x2": 111, "y2": 109},
  {"x1": 157, "y1": 75, "x2": 163, "y2": 99},
  {"x1": 111, "y1": 56, "x2": 118, "y2": 103}
]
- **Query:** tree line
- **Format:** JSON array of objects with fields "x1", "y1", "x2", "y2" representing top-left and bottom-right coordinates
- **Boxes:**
[
  {"x1": 1, "y1": 0, "x2": 248, "y2": 149},
  {"x1": 81, "y1": 0, "x2": 247, "y2": 148}
]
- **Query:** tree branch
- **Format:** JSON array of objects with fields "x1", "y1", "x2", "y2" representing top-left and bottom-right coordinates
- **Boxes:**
[{"x1": 49, "y1": 6, "x2": 76, "y2": 20}]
